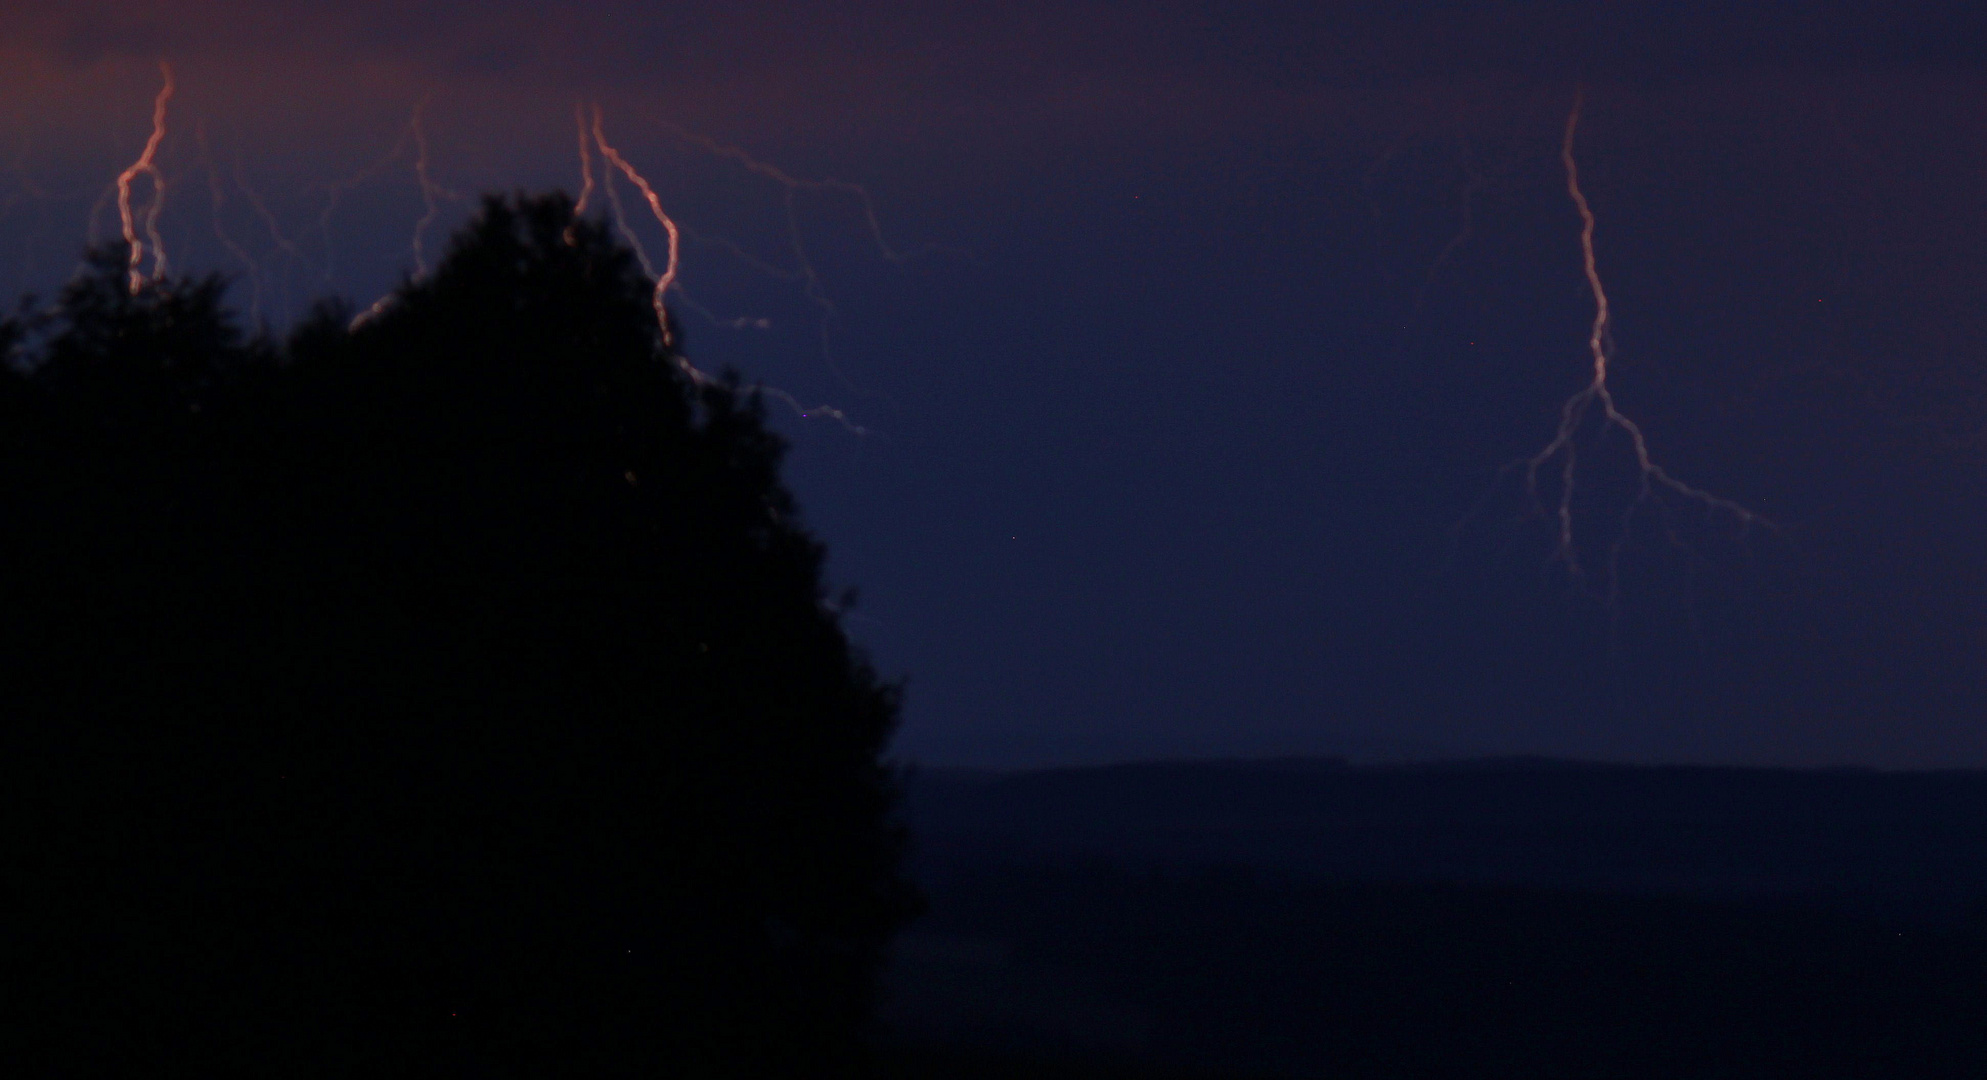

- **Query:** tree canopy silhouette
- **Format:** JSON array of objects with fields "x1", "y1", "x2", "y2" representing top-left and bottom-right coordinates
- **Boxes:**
[{"x1": 2, "y1": 196, "x2": 917, "y2": 1077}]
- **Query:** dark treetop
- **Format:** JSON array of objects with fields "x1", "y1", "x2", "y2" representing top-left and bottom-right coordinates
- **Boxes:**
[{"x1": 2, "y1": 195, "x2": 918, "y2": 1077}]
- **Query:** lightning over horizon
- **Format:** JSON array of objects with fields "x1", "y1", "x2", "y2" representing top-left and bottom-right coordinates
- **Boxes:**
[{"x1": 1513, "y1": 91, "x2": 1767, "y2": 598}]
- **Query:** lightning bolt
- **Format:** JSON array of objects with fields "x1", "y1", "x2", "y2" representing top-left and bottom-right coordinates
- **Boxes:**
[
  {"x1": 71, "y1": 73, "x2": 890, "y2": 435},
  {"x1": 581, "y1": 104, "x2": 867, "y2": 433},
  {"x1": 408, "y1": 101, "x2": 461, "y2": 280},
  {"x1": 348, "y1": 101, "x2": 463, "y2": 329},
  {"x1": 589, "y1": 105, "x2": 682, "y2": 347},
  {"x1": 232, "y1": 154, "x2": 306, "y2": 324},
  {"x1": 565, "y1": 102, "x2": 595, "y2": 247},
  {"x1": 197, "y1": 121, "x2": 264, "y2": 326},
  {"x1": 316, "y1": 117, "x2": 417, "y2": 286},
  {"x1": 115, "y1": 62, "x2": 174, "y2": 293},
  {"x1": 1519, "y1": 91, "x2": 1765, "y2": 595},
  {"x1": 646, "y1": 120, "x2": 965, "y2": 387},
  {"x1": 571, "y1": 109, "x2": 777, "y2": 332},
  {"x1": 233, "y1": 158, "x2": 301, "y2": 262}
]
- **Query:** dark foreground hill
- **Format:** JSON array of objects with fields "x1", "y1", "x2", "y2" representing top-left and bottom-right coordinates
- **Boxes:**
[{"x1": 881, "y1": 758, "x2": 1987, "y2": 1078}]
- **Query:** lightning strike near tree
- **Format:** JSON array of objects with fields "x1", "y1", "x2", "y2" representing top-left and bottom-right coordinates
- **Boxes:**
[
  {"x1": 231, "y1": 155, "x2": 307, "y2": 324},
  {"x1": 408, "y1": 102, "x2": 460, "y2": 281},
  {"x1": 51, "y1": 69, "x2": 898, "y2": 436},
  {"x1": 566, "y1": 102, "x2": 595, "y2": 246},
  {"x1": 645, "y1": 120, "x2": 959, "y2": 387},
  {"x1": 650, "y1": 120, "x2": 935, "y2": 267},
  {"x1": 197, "y1": 122, "x2": 264, "y2": 325},
  {"x1": 588, "y1": 105, "x2": 682, "y2": 347},
  {"x1": 582, "y1": 105, "x2": 867, "y2": 434},
  {"x1": 233, "y1": 158, "x2": 301, "y2": 263},
  {"x1": 1517, "y1": 91, "x2": 1765, "y2": 596},
  {"x1": 1419, "y1": 136, "x2": 1484, "y2": 306},
  {"x1": 348, "y1": 102, "x2": 464, "y2": 329},
  {"x1": 116, "y1": 62, "x2": 175, "y2": 293}
]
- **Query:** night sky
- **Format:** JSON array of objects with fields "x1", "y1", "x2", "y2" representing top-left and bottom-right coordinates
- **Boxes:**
[{"x1": 5, "y1": 2, "x2": 1987, "y2": 768}]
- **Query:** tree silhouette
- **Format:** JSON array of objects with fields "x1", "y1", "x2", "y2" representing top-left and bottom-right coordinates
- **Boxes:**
[{"x1": 2, "y1": 196, "x2": 918, "y2": 1077}]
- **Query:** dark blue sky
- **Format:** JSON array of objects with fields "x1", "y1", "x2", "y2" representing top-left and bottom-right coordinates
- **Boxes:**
[{"x1": 5, "y1": 2, "x2": 1987, "y2": 767}]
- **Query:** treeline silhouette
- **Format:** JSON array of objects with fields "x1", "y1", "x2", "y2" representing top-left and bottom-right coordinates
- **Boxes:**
[{"x1": 2, "y1": 196, "x2": 917, "y2": 1076}]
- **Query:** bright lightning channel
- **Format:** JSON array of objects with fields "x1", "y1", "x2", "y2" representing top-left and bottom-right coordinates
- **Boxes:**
[
  {"x1": 1519, "y1": 91, "x2": 1765, "y2": 594},
  {"x1": 645, "y1": 119, "x2": 960, "y2": 388},
  {"x1": 588, "y1": 104, "x2": 682, "y2": 347},
  {"x1": 581, "y1": 104, "x2": 867, "y2": 434},
  {"x1": 115, "y1": 62, "x2": 174, "y2": 293},
  {"x1": 90, "y1": 70, "x2": 886, "y2": 435}
]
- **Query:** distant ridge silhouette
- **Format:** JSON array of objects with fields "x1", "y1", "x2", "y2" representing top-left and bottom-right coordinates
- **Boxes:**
[
  {"x1": 889, "y1": 756, "x2": 1987, "y2": 1078},
  {"x1": 906, "y1": 756, "x2": 1987, "y2": 923}
]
